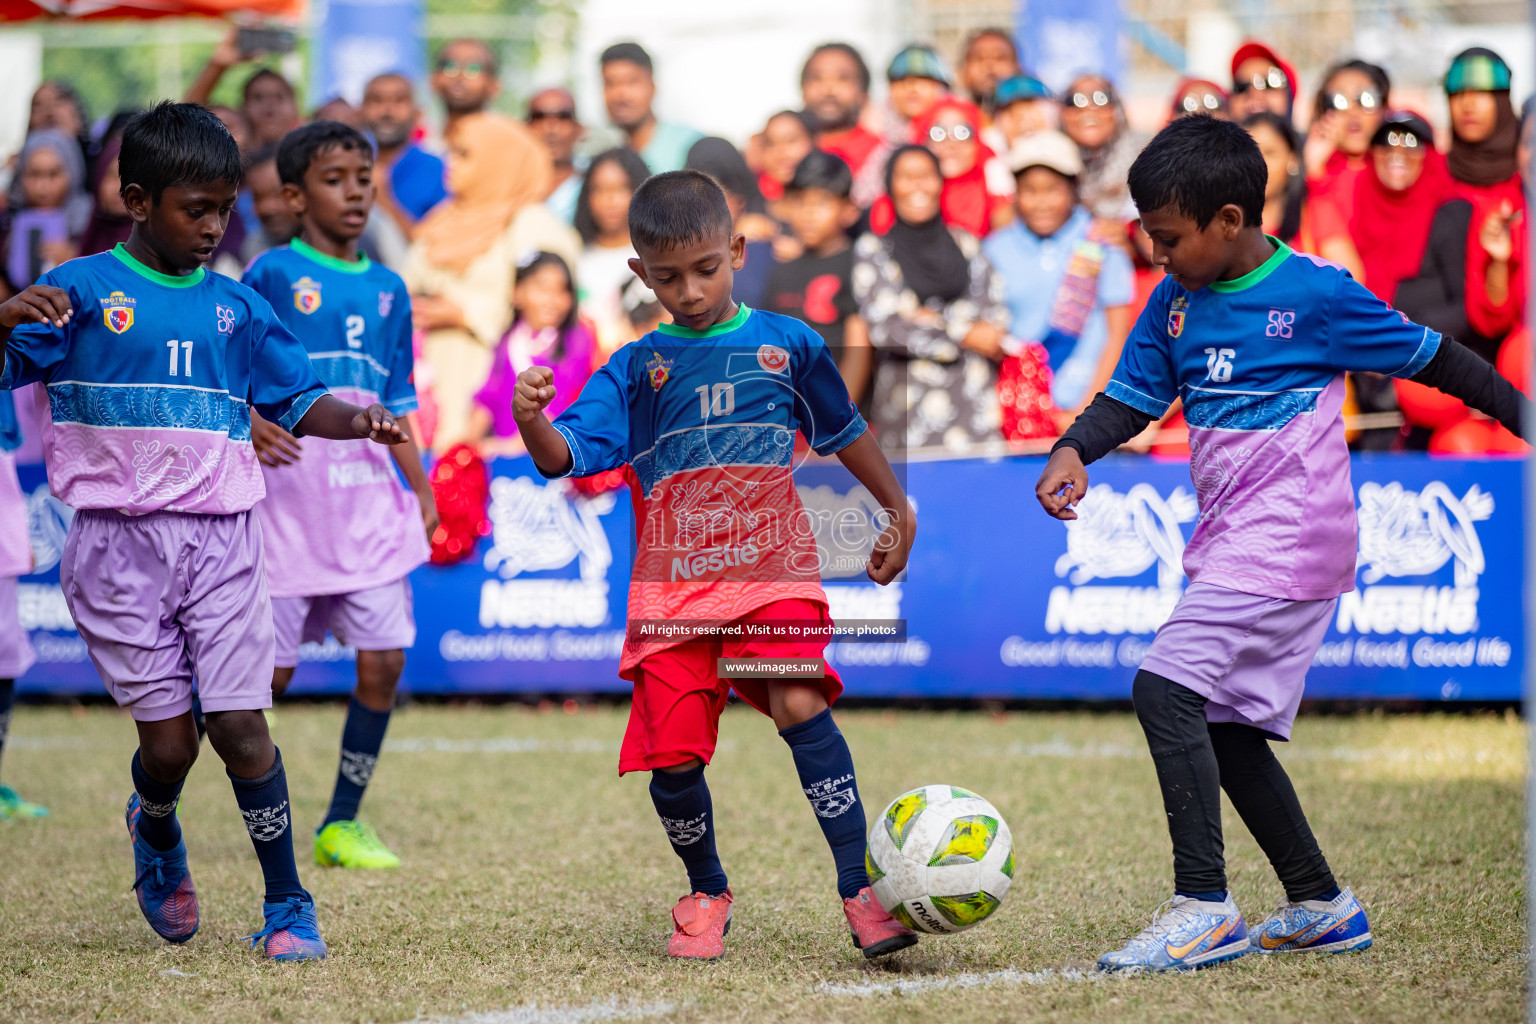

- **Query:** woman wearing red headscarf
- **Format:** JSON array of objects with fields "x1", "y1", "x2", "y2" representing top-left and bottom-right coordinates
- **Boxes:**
[
  {"x1": 870, "y1": 95, "x2": 1012, "y2": 238},
  {"x1": 1349, "y1": 111, "x2": 1452, "y2": 302}
]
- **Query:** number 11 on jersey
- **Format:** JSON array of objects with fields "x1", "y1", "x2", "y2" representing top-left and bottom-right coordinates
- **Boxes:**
[{"x1": 166, "y1": 339, "x2": 193, "y2": 377}]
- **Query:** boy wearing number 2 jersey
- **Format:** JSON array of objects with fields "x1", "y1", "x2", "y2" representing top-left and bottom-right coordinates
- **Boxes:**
[{"x1": 244, "y1": 122, "x2": 436, "y2": 872}]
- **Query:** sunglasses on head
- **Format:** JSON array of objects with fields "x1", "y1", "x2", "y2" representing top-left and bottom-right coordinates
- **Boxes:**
[
  {"x1": 1329, "y1": 90, "x2": 1379, "y2": 112},
  {"x1": 1069, "y1": 90, "x2": 1112, "y2": 109},
  {"x1": 1180, "y1": 92, "x2": 1224, "y2": 114},
  {"x1": 1232, "y1": 68, "x2": 1288, "y2": 95},
  {"x1": 529, "y1": 109, "x2": 577, "y2": 122},
  {"x1": 437, "y1": 61, "x2": 485, "y2": 79},
  {"x1": 927, "y1": 123, "x2": 974, "y2": 143}
]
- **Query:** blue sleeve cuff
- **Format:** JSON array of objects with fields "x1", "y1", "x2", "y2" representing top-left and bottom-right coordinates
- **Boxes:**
[
  {"x1": 1105, "y1": 379, "x2": 1172, "y2": 417},
  {"x1": 385, "y1": 396, "x2": 420, "y2": 417},
  {"x1": 1388, "y1": 328, "x2": 1442, "y2": 379},
  {"x1": 278, "y1": 386, "x2": 329, "y2": 434},
  {"x1": 538, "y1": 421, "x2": 585, "y2": 479},
  {"x1": 811, "y1": 414, "x2": 868, "y2": 456}
]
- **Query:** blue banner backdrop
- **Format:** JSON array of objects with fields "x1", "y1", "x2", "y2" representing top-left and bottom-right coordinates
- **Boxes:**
[
  {"x1": 311, "y1": 0, "x2": 426, "y2": 107},
  {"x1": 14, "y1": 454, "x2": 1523, "y2": 702},
  {"x1": 1014, "y1": 0, "x2": 1123, "y2": 94}
]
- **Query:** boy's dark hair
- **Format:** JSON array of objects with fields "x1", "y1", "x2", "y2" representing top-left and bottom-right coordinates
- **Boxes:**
[
  {"x1": 801, "y1": 42, "x2": 871, "y2": 94},
  {"x1": 276, "y1": 120, "x2": 372, "y2": 187},
  {"x1": 574, "y1": 147, "x2": 650, "y2": 246},
  {"x1": 786, "y1": 149, "x2": 853, "y2": 198},
  {"x1": 601, "y1": 41, "x2": 653, "y2": 74},
  {"x1": 629, "y1": 169, "x2": 733, "y2": 252},
  {"x1": 1127, "y1": 114, "x2": 1266, "y2": 230},
  {"x1": 119, "y1": 101, "x2": 243, "y2": 202},
  {"x1": 242, "y1": 67, "x2": 294, "y2": 102}
]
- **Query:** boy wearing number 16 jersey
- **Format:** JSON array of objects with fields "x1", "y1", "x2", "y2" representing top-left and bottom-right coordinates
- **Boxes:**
[{"x1": 244, "y1": 123, "x2": 436, "y2": 871}]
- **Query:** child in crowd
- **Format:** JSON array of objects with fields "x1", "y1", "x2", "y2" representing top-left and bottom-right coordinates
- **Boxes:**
[
  {"x1": 762, "y1": 151, "x2": 871, "y2": 417},
  {"x1": 576, "y1": 148, "x2": 650, "y2": 358},
  {"x1": 0, "y1": 102, "x2": 410, "y2": 959},
  {"x1": 5, "y1": 130, "x2": 92, "y2": 291},
  {"x1": 470, "y1": 251, "x2": 595, "y2": 456},
  {"x1": 514, "y1": 169, "x2": 917, "y2": 961},
  {"x1": 243, "y1": 121, "x2": 437, "y2": 870},
  {"x1": 0, "y1": 390, "x2": 44, "y2": 820},
  {"x1": 1036, "y1": 115, "x2": 1524, "y2": 973}
]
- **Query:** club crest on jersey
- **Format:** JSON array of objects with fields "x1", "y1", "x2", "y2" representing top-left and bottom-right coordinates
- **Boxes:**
[
  {"x1": 100, "y1": 291, "x2": 135, "y2": 334},
  {"x1": 379, "y1": 291, "x2": 394, "y2": 317},
  {"x1": 292, "y1": 277, "x2": 322, "y2": 315},
  {"x1": 757, "y1": 344, "x2": 789, "y2": 373},
  {"x1": 1167, "y1": 296, "x2": 1189, "y2": 338},
  {"x1": 215, "y1": 304, "x2": 236, "y2": 334},
  {"x1": 645, "y1": 350, "x2": 674, "y2": 391}
]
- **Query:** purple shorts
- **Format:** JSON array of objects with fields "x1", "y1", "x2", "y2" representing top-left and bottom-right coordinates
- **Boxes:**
[
  {"x1": 0, "y1": 576, "x2": 36, "y2": 678},
  {"x1": 1140, "y1": 582, "x2": 1337, "y2": 741},
  {"x1": 61, "y1": 509, "x2": 275, "y2": 721},
  {"x1": 271, "y1": 578, "x2": 416, "y2": 668}
]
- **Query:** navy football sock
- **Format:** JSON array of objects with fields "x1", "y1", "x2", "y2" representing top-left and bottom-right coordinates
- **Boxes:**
[
  {"x1": 1176, "y1": 889, "x2": 1229, "y2": 904},
  {"x1": 649, "y1": 764, "x2": 728, "y2": 897},
  {"x1": 0, "y1": 677, "x2": 14, "y2": 777},
  {"x1": 229, "y1": 748, "x2": 308, "y2": 903},
  {"x1": 321, "y1": 698, "x2": 391, "y2": 827},
  {"x1": 779, "y1": 709, "x2": 868, "y2": 900},
  {"x1": 130, "y1": 749, "x2": 185, "y2": 852}
]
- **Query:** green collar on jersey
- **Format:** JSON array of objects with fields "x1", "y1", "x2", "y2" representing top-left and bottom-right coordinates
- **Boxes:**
[
  {"x1": 111, "y1": 243, "x2": 205, "y2": 288},
  {"x1": 291, "y1": 237, "x2": 371, "y2": 274},
  {"x1": 1208, "y1": 235, "x2": 1291, "y2": 293},
  {"x1": 656, "y1": 303, "x2": 752, "y2": 339}
]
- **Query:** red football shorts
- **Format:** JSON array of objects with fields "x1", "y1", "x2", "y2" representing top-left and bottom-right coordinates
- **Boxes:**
[{"x1": 618, "y1": 598, "x2": 844, "y2": 774}]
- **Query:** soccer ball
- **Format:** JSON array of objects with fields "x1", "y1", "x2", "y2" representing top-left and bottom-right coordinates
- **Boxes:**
[{"x1": 865, "y1": 785, "x2": 1014, "y2": 935}]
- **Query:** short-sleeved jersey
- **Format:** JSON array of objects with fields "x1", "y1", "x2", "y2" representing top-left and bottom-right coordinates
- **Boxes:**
[
  {"x1": 548, "y1": 305, "x2": 867, "y2": 677},
  {"x1": 1108, "y1": 240, "x2": 1440, "y2": 601},
  {"x1": 1, "y1": 245, "x2": 326, "y2": 516},
  {"x1": 243, "y1": 240, "x2": 428, "y2": 597}
]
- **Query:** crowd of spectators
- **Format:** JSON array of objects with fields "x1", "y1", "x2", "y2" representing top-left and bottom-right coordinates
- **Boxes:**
[{"x1": 3, "y1": 30, "x2": 1530, "y2": 457}]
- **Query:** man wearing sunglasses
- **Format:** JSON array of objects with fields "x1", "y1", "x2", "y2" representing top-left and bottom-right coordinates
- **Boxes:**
[
  {"x1": 527, "y1": 88, "x2": 587, "y2": 224},
  {"x1": 433, "y1": 39, "x2": 501, "y2": 136},
  {"x1": 1229, "y1": 41, "x2": 1297, "y2": 122}
]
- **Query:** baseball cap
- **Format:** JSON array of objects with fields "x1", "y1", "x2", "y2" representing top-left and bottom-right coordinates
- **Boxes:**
[
  {"x1": 1230, "y1": 41, "x2": 1298, "y2": 103},
  {"x1": 1005, "y1": 129, "x2": 1083, "y2": 177},
  {"x1": 994, "y1": 74, "x2": 1053, "y2": 109},
  {"x1": 1371, "y1": 110, "x2": 1433, "y2": 148},
  {"x1": 887, "y1": 44, "x2": 953, "y2": 87}
]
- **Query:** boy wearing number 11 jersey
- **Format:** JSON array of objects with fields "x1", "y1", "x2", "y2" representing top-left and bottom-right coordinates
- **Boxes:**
[{"x1": 244, "y1": 122, "x2": 437, "y2": 871}]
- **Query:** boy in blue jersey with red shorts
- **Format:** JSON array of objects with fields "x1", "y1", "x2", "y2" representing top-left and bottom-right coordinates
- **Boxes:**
[
  {"x1": 0, "y1": 102, "x2": 411, "y2": 960},
  {"x1": 244, "y1": 121, "x2": 437, "y2": 871},
  {"x1": 516, "y1": 169, "x2": 919, "y2": 961},
  {"x1": 1036, "y1": 115, "x2": 1525, "y2": 973}
]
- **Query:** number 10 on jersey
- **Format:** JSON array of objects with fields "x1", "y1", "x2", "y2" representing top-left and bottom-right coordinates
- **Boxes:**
[{"x1": 696, "y1": 382, "x2": 735, "y2": 418}]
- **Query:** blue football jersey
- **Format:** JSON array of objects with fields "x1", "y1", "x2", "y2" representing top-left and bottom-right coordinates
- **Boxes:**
[
  {"x1": 1, "y1": 244, "x2": 325, "y2": 515},
  {"x1": 1107, "y1": 240, "x2": 1440, "y2": 600}
]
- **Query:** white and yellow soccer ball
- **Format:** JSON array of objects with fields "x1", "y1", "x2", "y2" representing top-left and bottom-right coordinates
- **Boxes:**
[{"x1": 865, "y1": 785, "x2": 1014, "y2": 934}]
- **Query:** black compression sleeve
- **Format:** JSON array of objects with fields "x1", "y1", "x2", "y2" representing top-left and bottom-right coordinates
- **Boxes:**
[
  {"x1": 1408, "y1": 337, "x2": 1525, "y2": 439},
  {"x1": 1051, "y1": 392, "x2": 1157, "y2": 465}
]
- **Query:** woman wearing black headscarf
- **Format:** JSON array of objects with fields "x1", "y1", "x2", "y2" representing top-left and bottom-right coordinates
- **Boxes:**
[
  {"x1": 1397, "y1": 47, "x2": 1525, "y2": 365},
  {"x1": 851, "y1": 145, "x2": 1011, "y2": 453}
]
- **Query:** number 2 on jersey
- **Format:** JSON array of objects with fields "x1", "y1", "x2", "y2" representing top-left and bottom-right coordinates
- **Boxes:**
[
  {"x1": 165, "y1": 339, "x2": 193, "y2": 377},
  {"x1": 1204, "y1": 347, "x2": 1236, "y2": 384},
  {"x1": 345, "y1": 315, "x2": 365, "y2": 350}
]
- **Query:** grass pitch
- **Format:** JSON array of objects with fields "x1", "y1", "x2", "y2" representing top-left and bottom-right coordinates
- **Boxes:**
[{"x1": 0, "y1": 703, "x2": 1524, "y2": 1024}]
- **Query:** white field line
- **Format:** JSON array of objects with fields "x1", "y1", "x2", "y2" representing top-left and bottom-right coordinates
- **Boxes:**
[
  {"x1": 409, "y1": 997, "x2": 674, "y2": 1024},
  {"x1": 816, "y1": 966, "x2": 1101, "y2": 997}
]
